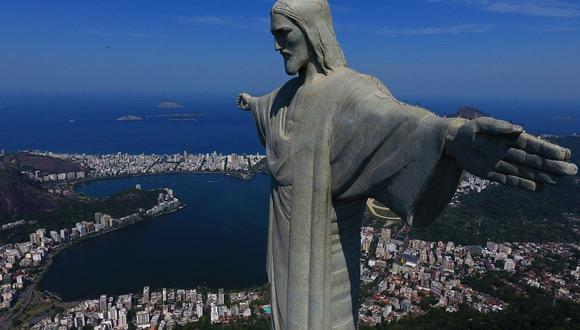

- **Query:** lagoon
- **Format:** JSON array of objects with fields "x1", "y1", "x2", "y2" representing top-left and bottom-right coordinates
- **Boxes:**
[{"x1": 40, "y1": 174, "x2": 270, "y2": 301}]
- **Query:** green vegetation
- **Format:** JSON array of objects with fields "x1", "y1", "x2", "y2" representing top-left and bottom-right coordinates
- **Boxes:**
[
  {"x1": 531, "y1": 250, "x2": 579, "y2": 275},
  {"x1": 410, "y1": 137, "x2": 580, "y2": 246},
  {"x1": 410, "y1": 182, "x2": 579, "y2": 245},
  {"x1": 0, "y1": 188, "x2": 162, "y2": 244}
]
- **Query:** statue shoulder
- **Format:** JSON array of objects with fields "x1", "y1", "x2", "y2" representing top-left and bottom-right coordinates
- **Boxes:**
[
  {"x1": 255, "y1": 77, "x2": 301, "y2": 101},
  {"x1": 352, "y1": 71, "x2": 394, "y2": 100},
  {"x1": 330, "y1": 68, "x2": 398, "y2": 104}
]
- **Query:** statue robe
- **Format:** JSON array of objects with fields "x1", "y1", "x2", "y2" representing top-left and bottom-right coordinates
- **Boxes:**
[{"x1": 249, "y1": 67, "x2": 464, "y2": 330}]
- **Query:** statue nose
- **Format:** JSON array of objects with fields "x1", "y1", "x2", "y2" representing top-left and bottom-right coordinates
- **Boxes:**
[{"x1": 274, "y1": 40, "x2": 283, "y2": 51}]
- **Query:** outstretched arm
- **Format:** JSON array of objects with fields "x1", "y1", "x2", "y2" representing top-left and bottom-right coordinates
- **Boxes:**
[
  {"x1": 445, "y1": 117, "x2": 578, "y2": 191},
  {"x1": 236, "y1": 93, "x2": 253, "y2": 111}
]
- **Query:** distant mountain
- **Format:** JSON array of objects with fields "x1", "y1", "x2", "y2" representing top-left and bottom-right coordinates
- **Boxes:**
[
  {"x1": 0, "y1": 153, "x2": 80, "y2": 218},
  {"x1": 1, "y1": 152, "x2": 85, "y2": 175},
  {"x1": 449, "y1": 106, "x2": 489, "y2": 120},
  {"x1": 0, "y1": 168, "x2": 59, "y2": 218},
  {"x1": 158, "y1": 100, "x2": 183, "y2": 109}
]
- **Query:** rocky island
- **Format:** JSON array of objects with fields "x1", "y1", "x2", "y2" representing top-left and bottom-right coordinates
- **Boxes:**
[
  {"x1": 117, "y1": 115, "x2": 143, "y2": 121},
  {"x1": 158, "y1": 100, "x2": 183, "y2": 109},
  {"x1": 449, "y1": 105, "x2": 490, "y2": 120}
]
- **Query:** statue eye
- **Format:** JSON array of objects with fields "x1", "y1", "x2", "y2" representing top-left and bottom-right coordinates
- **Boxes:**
[{"x1": 273, "y1": 28, "x2": 291, "y2": 38}]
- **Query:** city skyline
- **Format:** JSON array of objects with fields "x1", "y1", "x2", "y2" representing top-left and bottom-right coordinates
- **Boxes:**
[{"x1": 0, "y1": 0, "x2": 579, "y2": 101}]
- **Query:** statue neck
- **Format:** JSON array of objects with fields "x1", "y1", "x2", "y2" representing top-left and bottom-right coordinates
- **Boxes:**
[{"x1": 299, "y1": 60, "x2": 325, "y2": 85}]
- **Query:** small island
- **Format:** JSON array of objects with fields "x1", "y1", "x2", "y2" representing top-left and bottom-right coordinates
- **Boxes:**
[
  {"x1": 117, "y1": 115, "x2": 144, "y2": 121},
  {"x1": 449, "y1": 105, "x2": 489, "y2": 120},
  {"x1": 158, "y1": 99, "x2": 184, "y2": 109}
]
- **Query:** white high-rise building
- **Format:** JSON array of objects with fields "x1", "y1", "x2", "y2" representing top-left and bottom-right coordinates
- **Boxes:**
[
  {"x1": 50, "y1": 231, "x2": 61, "y2": 243},
  {"x1": 196, "y1": 303, "x2": 203, "y2": 317},
  {"x1": 136, "y1": 311, "x2": 150, "y2": 326},
  {"x1": 60, "y1": 228, "x2": 70, "y2": 241},
  {"x1": 118, "y1": 308, "x2": 128, "y2": 328},
  {"x1": 218, "y1": 288, "x2": 225, "y2": 305},
  {"x1": 504, "y1": 259, "x2": 516, "y2": 271},
  {"x1": 74, "y1": 313, "x2": 85, "y2": 328},
  {"x1": 99, "y1": 294, "x2": 107, "y2": 312},
  {"x1": 143, "y1": 286, "x2": 150, "y2": 303},
  {"x1": 210, "y1": 305, "x2": 219, "y2": 324},
  {"x1": 109, "y1": 306, "x2": 118, "y2": 321},
  {"x1": 36, "y1": 228, "x2": 46, "y2": 239}
]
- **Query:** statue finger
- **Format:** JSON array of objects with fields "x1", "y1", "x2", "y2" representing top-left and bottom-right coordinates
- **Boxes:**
[
  {"x1": 476, "y1": 118, "x2": 523, "y2": 136},
  {"x1": 487, "y1": 171, "x2": 507, "y2": 184},
  {"x1": 506, "y1": 175, "x2": 542, "y2": 192},
  {"x1": 494, "y1": 161, "x2": 557, "y2": 185},
  {"x1": 542, "y1": 159, "x2": 578, "y2": 176},
  {"x1": 505, "y1": 148, "x2": 543, "y2": 169},
  {"x1": 511, "y1": 133, "x2": 571, "y2": 161},
  {"x1": 487, "y1": 171, "x2": 541, "y2": 191}
]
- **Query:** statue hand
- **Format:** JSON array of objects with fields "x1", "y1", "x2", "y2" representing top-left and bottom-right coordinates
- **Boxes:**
[
  {"x1": 236, "y1": 93, "x2": 253, "y2": 111},
  {"x1": 446, "y1": 117, "x2": 578, "y2": 192}
]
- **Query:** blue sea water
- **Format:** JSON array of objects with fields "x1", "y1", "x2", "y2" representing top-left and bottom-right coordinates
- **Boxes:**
[
  {"x1": 0, "y1": 94, "x2": 263, "y2": 155},
  {"x1": 0, "y1": 94, "x2": 578, "y2": 155}
]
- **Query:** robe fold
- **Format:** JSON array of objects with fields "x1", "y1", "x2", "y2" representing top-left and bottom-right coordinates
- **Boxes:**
[{"x1": 249, "y1": 67, "x2": 464, "y2": 330}]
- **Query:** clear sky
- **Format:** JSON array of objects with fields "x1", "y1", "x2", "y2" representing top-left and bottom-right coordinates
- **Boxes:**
[{"x1": 1, "y1": 0, "x2": 579, "y2": 102}]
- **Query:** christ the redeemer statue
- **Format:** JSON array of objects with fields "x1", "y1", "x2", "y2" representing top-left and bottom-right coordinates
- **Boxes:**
[{"x1": 235, "y1": 1, "x2": 578, "y2": 329}]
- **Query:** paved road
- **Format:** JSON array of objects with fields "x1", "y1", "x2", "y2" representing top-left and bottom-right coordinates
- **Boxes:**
[{"x1": 0, "y1": 286, "x2": 34, "y2": 329}]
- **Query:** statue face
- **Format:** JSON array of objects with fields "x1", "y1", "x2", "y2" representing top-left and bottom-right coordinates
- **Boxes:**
[{"x1": 271, "y1": 13, "x2": 310, "y2": 76}]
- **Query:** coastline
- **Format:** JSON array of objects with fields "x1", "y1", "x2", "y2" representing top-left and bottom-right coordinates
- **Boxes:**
[
  {"x1": 33, "y1": 170, "x2": 268, "y2": 302},
  {"x1": 0, "y1": 203, "x2": 187, "y2": 327},
  {"x1": 69, "y1": 170, "x2": 267, "y2": 191},
  {"x1": 1, "y1": 189, "x2": 186, "y2": 315},
  {"x1": 37, "y1": 201, "x2": 187, "y2": 287}
]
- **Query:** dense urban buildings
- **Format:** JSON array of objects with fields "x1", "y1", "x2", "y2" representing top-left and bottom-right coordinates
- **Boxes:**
[
  {"x1": 1, "y1": 151, "x2": 577, "y2": 329},
  {"x1": 25, "y1": 221, "x2": 580, "y2": 329},
  {"x1": 22, "y1": 152, "x2": 266, "y2": 182}
]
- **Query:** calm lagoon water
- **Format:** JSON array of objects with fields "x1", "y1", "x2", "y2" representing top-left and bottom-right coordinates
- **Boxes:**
[{"x1": 40, "y1": 174, "x2": 271, "y2": 301}]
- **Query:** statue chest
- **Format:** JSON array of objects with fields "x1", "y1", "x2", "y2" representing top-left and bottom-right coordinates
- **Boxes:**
[{"x1": 266, "y1": 86, "x2": 336, "y2": 186}]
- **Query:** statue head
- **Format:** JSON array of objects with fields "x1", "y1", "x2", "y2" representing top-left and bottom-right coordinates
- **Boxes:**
[{"x1": 271, "y1": 0, "x2": 346, "y2": 76}]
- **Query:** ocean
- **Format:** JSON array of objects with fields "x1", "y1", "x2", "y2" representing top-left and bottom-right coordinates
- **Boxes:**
[
  {"x1": 0, "y1": 94, "x2": 263, "y2": 155},
  {"x1": 0, "y1": 94, "x2": 578, "y2": 155}
]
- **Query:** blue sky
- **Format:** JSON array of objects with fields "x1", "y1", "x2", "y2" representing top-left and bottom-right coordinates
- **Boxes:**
[{"x1": 1, "y1": 0, "x2": 579, "y2": 102}]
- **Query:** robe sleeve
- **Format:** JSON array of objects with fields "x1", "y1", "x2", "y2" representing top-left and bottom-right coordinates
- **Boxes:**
[
  {"x1": 248, "y1": 89, "x2": 279, "y2": 148},
  {"x1": 331, "y1": 75, "x2": 465, "y2": 228}
]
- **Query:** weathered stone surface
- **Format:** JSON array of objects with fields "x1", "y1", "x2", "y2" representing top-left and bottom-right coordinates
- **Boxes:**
[{"x1": 236, "y1": 1, "x2": 577, "y2": 329}]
